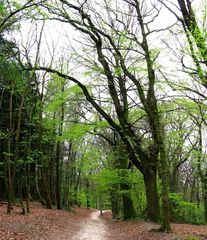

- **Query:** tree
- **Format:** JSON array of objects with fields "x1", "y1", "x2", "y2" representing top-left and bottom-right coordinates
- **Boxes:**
[
  {"x1": 0, "y1": 35, "x2": 39, "y2": 213},
  {"x1": 160, "y1": 0, "x2": 207, "y2": 222},
  {"x1": 0, "y1": 0, "x2": 206, "y2": 228},
  {"x1": 0, "y1": 0, "x2": 45, "y2": 33},
  {"x1": 28, "y1": 0, "x2": 174, "y2": 231}
]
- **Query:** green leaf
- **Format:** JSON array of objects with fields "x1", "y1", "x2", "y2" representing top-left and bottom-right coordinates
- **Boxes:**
[{"x1": 59, "y1": 123, "x2": 92, "y2": 141}]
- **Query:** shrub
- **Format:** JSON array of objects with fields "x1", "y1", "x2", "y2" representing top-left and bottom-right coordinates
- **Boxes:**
[
  {"x1": 169, "y1": 193, "x2": 205, "y2": 224},
  {"x1": 184, "y1": 236, "x2": 199, "y2": 240}
]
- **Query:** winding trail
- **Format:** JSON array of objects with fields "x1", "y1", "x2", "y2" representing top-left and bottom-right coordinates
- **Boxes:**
[
  {"x1": 0, "y1": 203, "x2": 206, "y2": 240},
  {"x1": 72, "y1": 210, "x2": 107, "y2": 240}
]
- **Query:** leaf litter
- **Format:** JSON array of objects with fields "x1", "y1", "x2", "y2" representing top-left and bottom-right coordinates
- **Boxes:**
[{"x1": 0, "y1": 203, "x2": 206, "y2": 240}]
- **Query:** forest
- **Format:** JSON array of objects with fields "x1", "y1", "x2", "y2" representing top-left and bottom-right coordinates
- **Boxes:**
[{"x1": 0, "y1": 0, "x2": 207, "y2": 238}]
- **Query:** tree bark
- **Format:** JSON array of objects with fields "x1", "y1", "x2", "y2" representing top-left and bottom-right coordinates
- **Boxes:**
[
  {"x1": 159, "y1": 139, "x2": 172, "y2": 232},
  {"x1": 6, "y1": 88, "x2": 13, "y2": 214},
  {"x1": 38, "y1": 108, "x2": 52, "y2": 209},
  {"x1": 19, "y1": 178, "x2": 25, "y2": 215},
  {"x1": 197, "y1": 123, "x2": 207, "y2": 222},
  {"x1": 143, "y1": 168, "x2": 160, "y2": 222},
  {"x1": 11, "y1": 91, "x2": 26, "y2": 201},
  {"x1": 56, "y1": 81, "x2": 65, "y2": 210},
  {"x1": 6, "y1": 138, "x2": 12, "y2": 214},
  {"x1": 35, "y1": 163, "x2": 46, "y2": 206},
  {"x1": 203, "y1": 169, "x2": 207, "y2": 222},
  {"x1": 42, "y1": 169, "x2": 52, "y2": 209},
  {"x1": 110, "y1": 188, "x2": 121, "y2": 219},
  {"x1": 56, "y1": 141, "x2": 61, "y2": 209},
  {"x1": 25, "y1": 183, "x2": 30, "y2": 213},
  {"x1": 120, "y1": 182, "x2": 136, "y2": 219}
]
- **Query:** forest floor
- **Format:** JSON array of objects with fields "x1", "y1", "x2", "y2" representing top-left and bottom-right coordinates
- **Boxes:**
[{"x1": 0, "y1": 202, "x2": 206, "y2": 240}]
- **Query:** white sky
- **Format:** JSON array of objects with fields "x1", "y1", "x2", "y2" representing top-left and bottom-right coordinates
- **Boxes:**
[
  {"x1": 12, "y1": 0, "x2": 206, "y2": 99},
  {"x1": 13, "y1": 0, "x2": 202, "y2": 64}
]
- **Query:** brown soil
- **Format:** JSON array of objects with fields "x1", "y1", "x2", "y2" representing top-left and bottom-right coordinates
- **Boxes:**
[{"x1": 0, "y1": 203, "x2": 206, "y2": 240}]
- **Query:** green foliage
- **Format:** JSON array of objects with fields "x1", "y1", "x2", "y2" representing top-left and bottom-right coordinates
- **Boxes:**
[
  {"x1": 59, "y1": 120, "x2": 110, "y2": 141},
  {"x1": 131, "y1": 171, "x2": 146, "y2": 217},
  {"x1": 0, "y1": 130, "x2": 6, "y2": 139},
  {"x1": 0, "y1": 2, "x2": 5, "y2": 14},
  {"x1": 45, "y1": 74, "x2": 82, "y2": 112},
  {"x1": 114, "y1": 66, "x2": 123, "y2": 75},
  {"x1": 184, "y1": 236, "x2": 199, "y2": 240},
  {"x1": 128, "y1": 108, "x2": 146, "y2": 123},
  {"x1": 175, "y1": 98, "x2": 207, "y2": 119},
  {"x1": 91, "y1": 166, "x2": 146, "y2": 216},
  {"x1": 95, "y1": 120, "x2": 110, "y2": 129},
  {"x1": 0, "y1": 0, "x2": 23, "y2": 32},
  {"x1": 3, "y1": 152, "x2": 14, "y2": 157},
  {"x1": 84, "y1": 65, "x2": 104, "y2": 76},
  {"x1": 92, "y1": 169, "x2": 120, "y2": 192},
  {"x1": 25, "y1": 156, "x2": 34, "y2": 164},
  {"x1": 60, "y1": 123, "x2": 92, "y2": 140},
  {"x1": 169, "y1": 193, "x2": 205, "y2": 224}
]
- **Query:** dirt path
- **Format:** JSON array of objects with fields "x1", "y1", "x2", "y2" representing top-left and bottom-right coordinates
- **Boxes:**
[
  {"x1": 72, "y1": 210, "x2": 107, "y2": 240},
  {"x1": 0, "y1": 203, "x2": 206, "y2": 240}
]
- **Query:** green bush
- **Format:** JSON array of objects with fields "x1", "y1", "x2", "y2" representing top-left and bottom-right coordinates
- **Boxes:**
[
  {"x1": 169, "y1": 193, "x2": 205, "y2": 224},
  {"x1": 184, "y1": 236, "x2": 199, "y2": 240}
]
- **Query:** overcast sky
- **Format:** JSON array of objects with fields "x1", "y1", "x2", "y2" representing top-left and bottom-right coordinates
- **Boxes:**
[{"x1": 11, "y1": 0, "x2": 205, "y2": 97}]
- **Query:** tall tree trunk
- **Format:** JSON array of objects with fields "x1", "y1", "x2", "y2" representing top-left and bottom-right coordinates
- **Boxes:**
[
  {"x1": 62, "y1": 147, "x2": 71, "y2": 207},
  {"x1": 11, "y1": 91, "x2": 26, "y2": 201},
  {"x1": 35, "y1": 163, "x2": 46, "y2": 205},
  {"x1": 134, "y1": 0, "x2": 171, "y2": 231},
  {"x1": 50, "y1": 144, "x2": 56, "y2": 204},
  {"x1": 25, "y1": 183, "x2": 30, "y2": 213},
  {"x1": 170, "y1": 170, "x2": 182, "y2": 193},
  {"x1": 110, "y1": 187, "x2": 121, "y2": 219},
  {"x1": 118, "y1": 148, "x2": 136, "y2": 219},
  {"x1": 143, "y1": 168, "x2": 160, "y2": 222},
  {"x1": 85, "y1": 178, "x2": 90, "y2": 209},
  {"x1": 6, "y1": 138, "x2": 12, "y2": 214},
  {"x1": 19, "y1": 178, "x2": 25, "y2": 215},
  {"x1": 74, "y1": 170, "x2": 81, "y2": 206},
  {"x1": 197, "y1": 123, "x2": 207, "y2": 222},
  {"x1": 120, "y1": 182, "x2": 136, "y2": 219},
  {"x1": 56, "y1": 141, "x2": 61, "y2": 210},
  {"x1": 203, "y1": 169, "x2": 207, "y2": 222},
  {"x1": 38, "y1": 100, "x2": 51, "y2": 209},
  {"x1": 42, "y1": 169, "x2": 52, "y2": 209},
  {"x1": 56, "y1": 81, "x2": 65, "y2": 210},
  {"x1": 6, "y1": 88, "x2": 13, "y2": 214},
  {"x1": 159, "y1": 136, "x2": 172, "y2": 232},
  {"x1": 25, "y1": 115, "x2": 32, "y2": 213},
  {"x1": 99, "y1": 194, "x2": 103, "y2": 216}
]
